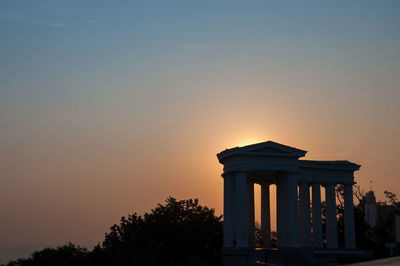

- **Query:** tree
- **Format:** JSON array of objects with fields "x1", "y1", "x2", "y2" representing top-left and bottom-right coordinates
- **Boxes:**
[
  {"x1": 3, "y1": 243, "x2": 89, "y2": 266},
  {"x1": 97, "y1": 197, "x2": 223, "y2": 266},
  {"x1": 2, "y1": 197, "x2": 223, "y2": 266},
  {"x1": 384, "y1": 191, "x2": 400, "y2": 214}
]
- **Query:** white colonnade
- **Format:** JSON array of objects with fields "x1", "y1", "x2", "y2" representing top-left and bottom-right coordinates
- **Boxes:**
[
  {"x1": 218, "y1": 141, "x2": 360, "y2": 266},
  {"x1": 223, "y1": 172, "x2": 357, "y2": 250}
]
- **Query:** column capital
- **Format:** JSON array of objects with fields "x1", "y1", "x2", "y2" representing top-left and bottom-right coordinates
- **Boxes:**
[
  {"x1": 324, "y1": 183, "x2": 337, "y2": 188},
  {"x1": 286, "y1": 172, "x2": 301, "y2": 181},
  {"x1": 298, "y1": 180, "x2": 311, "y2": 186},
  {"x1": 259, "y1": 181, "x2": 272, "y2": 186},
  {"x1": 287, "y1": 171, "x2": 301, "y2": 175},
  {"x1": 222, "y1": 170, "x2": 248, "y2": 178},
  {"x1": 247, "y1": 178, "x2": 256, "y2": 185},
  {"x1": 222, "y1": 173, "x2": 235, "y2": 179}
]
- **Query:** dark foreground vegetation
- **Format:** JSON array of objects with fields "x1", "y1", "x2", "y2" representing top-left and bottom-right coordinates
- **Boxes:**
[
  {"x1": 3, "y1": 197, "x2": 222, "y2": 266},
  {"x1": 335, "y1": 187, "x2": 400, "y2": 256},
  {"x1": 3, "y1": 189, "x2": 400, "y2": 266}
]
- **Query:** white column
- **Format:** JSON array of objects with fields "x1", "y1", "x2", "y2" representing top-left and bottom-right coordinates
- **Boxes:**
[
  {"x1": 277, "y1": 173, "x2": 300, "y2": 247},
  {"x1": 344, "y1": 183, "x2": 356, "y2": 249},
  {"x1": 325, "y1": 183, "x2": 338, "y2": 248},
  {"x1": 312, "y1": 183, "x2": 323, "y2": 248},
  {"x1": 299, "y1": 181, "x2": 311, "y2": 247},
  {"x1": 287, "y1": 173, "x2": 300, "y2": 247},
  {"x1": 223, "y1": 174, "x2": 235, "y2": 247},
  {"x1": 276, "y1": 176, "x2": 287, "y2": 247},
  {"x1": 248, "y1": 180, "x2": 255, "y2": 247},
  {"x1": 261, "y1": 184, "x2": 271, "y2": 247},
  {"x1": 235, "y1": 172, "x2": 249, "y2": 247}
]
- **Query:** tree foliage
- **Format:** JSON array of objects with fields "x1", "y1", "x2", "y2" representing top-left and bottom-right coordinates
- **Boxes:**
[
  {"x1": 2, "y1": 243, "x2": 89, "y2": 266},
  {"x1": 3, "y1": 197, "x2": 223, "y2": 266},
  {"x1": 384, "y1": 191, "x2": 400, "y2": 214},
  {"x1": 98, "y1": 197, "x2": 223, "y2": 266}
]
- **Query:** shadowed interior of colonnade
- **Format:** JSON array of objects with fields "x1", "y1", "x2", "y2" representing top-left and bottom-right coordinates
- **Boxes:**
[{"x1": 217, "y1": 141, "x2": 366, "y2": 266}]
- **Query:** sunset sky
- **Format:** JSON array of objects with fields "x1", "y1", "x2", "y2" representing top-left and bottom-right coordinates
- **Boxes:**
[{"x1": 1, "y1": 0, "x2": 400, "y2": 262}]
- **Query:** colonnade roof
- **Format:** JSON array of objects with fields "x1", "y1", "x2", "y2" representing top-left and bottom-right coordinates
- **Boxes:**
[
  {"x1": 300, "y1": 160, "x2": 361, "y2": 171},
  {"x1": 217, "y1": 140, "x2": 307, "y2": 163},
  {"x1": 217, "y1": 141, "x2": 361, "y2": 179}
]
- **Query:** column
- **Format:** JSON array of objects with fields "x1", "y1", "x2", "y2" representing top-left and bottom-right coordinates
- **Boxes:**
[
  {"x1": 276, "y1": 175, "x2": 287, "y2": 247},
  {"x1": 248, "y1": 180, "x2": 255, "y2": 247},
  {"x1": 299, "y1": 181, "x2": 311, "y2": 247},
  {"x1": 277, "y1": 173, "x2": 300, "y2": 247},
  {"x1": 312, "y1": 183, "x2": 323, "y2": 248},
  {"x1": 261, "y1": 184, "x2": 271, "y2": 247},
  {"x1": 287, "y1": 173, "x2": 300, "y2": 247},
  {"x1": 223, "y1": 174, "x2": 235, "y2": 247},
  {"x1": 344, "y1": 183, "x2": 356, "y2": 249},
  {"x1": 235, "y1": 172, "x2": 249, "y2": 247},
  {"x1": 325, "y1": 183, "x2": 338, "y2": 248}
]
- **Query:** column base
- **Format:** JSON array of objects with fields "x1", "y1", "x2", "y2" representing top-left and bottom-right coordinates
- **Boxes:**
[
  {"x1": 221, "y1": 247, "x2": 263, "y2": 266},
  {"x1": 222, "y1": 247, "x2": 366, "y2": 265}
]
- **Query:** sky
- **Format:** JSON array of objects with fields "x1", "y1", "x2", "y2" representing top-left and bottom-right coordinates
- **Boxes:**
[{"x1": 1, "y1": 0, "x2": 400, "y2": 263}]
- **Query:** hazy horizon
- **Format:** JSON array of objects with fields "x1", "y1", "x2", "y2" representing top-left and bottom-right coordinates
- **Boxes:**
[{"x1": 1, "y1": 0, "x2": 400, "y2": 263}]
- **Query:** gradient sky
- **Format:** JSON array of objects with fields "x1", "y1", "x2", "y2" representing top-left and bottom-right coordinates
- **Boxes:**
[{"x1": 1, "y1": 0, "x2": 400, "y2": 262}]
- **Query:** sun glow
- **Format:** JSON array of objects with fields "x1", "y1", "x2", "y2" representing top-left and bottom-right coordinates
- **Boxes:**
[{"x1": 235, "y1": 138, "x2": 266, "y2": 148}]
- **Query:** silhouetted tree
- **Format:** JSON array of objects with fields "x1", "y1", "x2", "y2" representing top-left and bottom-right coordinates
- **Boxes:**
[
  {"x1": 3, "y1": 243, "x2": 89, "y2": 266},
  {"x1": 254, "y1": 222, "x2": 262, "y2": 247},
  {"x1": 370, "y1": 190, "x2": 400, "y2": 257},
  {"x1": 2, "y1": 197, "x2": 223, "y2": 266},
  {"x1": 384, "y1": 191, "x2": 400, "y2": 214},
  {"x1": 97, "y1": 197, "x2": 223, "y2": 266},
  {"x1": 254, "y1": 222, "x2": 276, "y2": 248}
]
